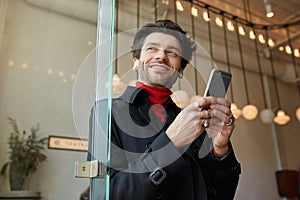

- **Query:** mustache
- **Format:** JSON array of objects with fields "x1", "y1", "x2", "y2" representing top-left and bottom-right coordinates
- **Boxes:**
[{"x1": 139, "y1": 60, "x2": 174, "y2": 70}]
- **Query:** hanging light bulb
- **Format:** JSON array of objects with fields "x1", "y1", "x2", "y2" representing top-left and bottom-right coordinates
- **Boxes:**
[
  {"x1": 258, "y1": 34, "x2": 266, "y2": 44},
  {"x1": 242, "y1": 104, "x2": 259, "y2": 120},
  {"x1": 231, "y1": 103, "x2": 242, "y2": 119},
  {"x1": 191, "y1": 6, "x2": 198, "y2": 17},
  {"x1": 285, "y1": 45, "x2": 292, "y2": 54},
  {"x1": 215, "y1": 17, "x2": 223, "y2": 27},
  {"x1": 203, "y1": 11, "x2": 210, "y2": 22},
  {"x1": 128, "y1": 79, "x2": 139, "y2": 87},
  {"x1": 189, "y1": 95, "x2": 202, "y2": 104},
  {"x1": 238, "y1": 26, "x2": 245, "y2": 36},
  {"x1": 278, "y1": 46, "x2": 284, "y2": 51},
  {"x1": 227, "y1": 20, "x2": 235, "y2": 32},
  {"x1": 171, "y1": 90, "x2": 190, "y2": 108},
  {"x1": 249, "y1": 30, "x2": 256, "y2": 40},
  {"x1": 162, "y1": 0, "x2": 169, "y2": 5},
  {"x1": 296, "y1": 107, "x2": 300, "y2": 122},
  {"x1": 268, "y1": 38, "x2": 275, "y2": 47},
  {"x1": 294, "y1": 49, "x2": 300, "y2": 57},
  {"x1": 273, "y1": 109, "x2": 291, "y2": 125},
  {"x1": 260, "y1": 108, "x2": 274, "y2": 123},
  {"x1": 176, "y1": 0, "x2": 184, "y2": 11},
  {"x1": 106, "y1": 73, "x2": 126, "y2": 95}
]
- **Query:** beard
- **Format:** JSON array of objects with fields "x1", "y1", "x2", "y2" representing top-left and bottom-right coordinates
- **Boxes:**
[{"x1": 137, "y1": 60, "x2": 180, "y2": 88}]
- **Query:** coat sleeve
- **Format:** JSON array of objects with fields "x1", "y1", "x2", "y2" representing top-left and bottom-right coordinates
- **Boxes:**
[
  {"x1": 88, "y1": 101, "x2": 189, "y2": 200},
  {"x1": 199, "y1": 142, "x2": 241, "y2": 200}
]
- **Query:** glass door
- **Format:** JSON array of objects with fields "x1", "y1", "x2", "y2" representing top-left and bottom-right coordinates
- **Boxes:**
[{"x1": 88, "y1": 0, "x2": 115, "y2": 199}]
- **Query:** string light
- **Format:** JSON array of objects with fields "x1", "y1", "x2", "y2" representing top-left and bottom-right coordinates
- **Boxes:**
[
  {"x1": 285, "y1": 45, "x2": 292, "y2": 54},
  {"x1": 296, "y1": 107, "x2": 300, "y2": 122},
  {"x1": 294, "y1": 49, "x2": 300, "y2": 57},
  {"x1": 162, "y1": 0, "x2": 169, "y2": 5},
  {"x1": 238, "y1": 26, "x2": 245, "y2": 36},
  {"x1": 227, "y1": 20, "x2": 234, "y2": 32},
  {"x1": 191, "y1": 6, "x2": 198, "y2": 17},
  {"x1": 268, "y1": 38, "x2": 275, "y2": 47},
  {"x1": 176, "y1": 0, "x2": 184, "y2": 11},
  {"x1": 278, "y1": 46, "x2": 284, "y2": 51},
  {"x1": 249, "y1": 30, "x2": 256, "y2": 40},
  {"x1": 215, "y1": 17, "x2": 223, "y2": 27},
  {"x1": 202, "y1": 11, "x2": 210, "y2": 22},
  {"x1": 258, "y1": 34, "x2": 266, "y2": 43}
]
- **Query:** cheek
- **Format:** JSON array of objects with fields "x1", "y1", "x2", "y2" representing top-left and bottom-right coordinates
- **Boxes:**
[{"x1": 171, "y1": 58, "x2": 182, "y2": 70}]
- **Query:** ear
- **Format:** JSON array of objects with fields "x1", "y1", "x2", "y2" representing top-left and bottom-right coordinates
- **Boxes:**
[
  {"x1": 178, "y1": 67, "x2": 184, "y2": 74},
  {"x1": 133, "y1": 58, "x2": 139, "y2": 70}
]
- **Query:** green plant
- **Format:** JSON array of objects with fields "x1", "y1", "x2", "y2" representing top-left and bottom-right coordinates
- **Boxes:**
[{"x1": 0, "y1": 117, "x2": 47, "y2": 182}]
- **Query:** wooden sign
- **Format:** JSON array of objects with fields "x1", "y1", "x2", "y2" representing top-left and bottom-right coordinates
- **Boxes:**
[{"x1": 48, "y1": 135, "x2": 88, "y2": 152}]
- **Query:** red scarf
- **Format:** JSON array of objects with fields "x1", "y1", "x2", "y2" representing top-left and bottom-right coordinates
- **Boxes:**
[{"x1": 136, "y1": 82, "x2": 172, "y2": 122}]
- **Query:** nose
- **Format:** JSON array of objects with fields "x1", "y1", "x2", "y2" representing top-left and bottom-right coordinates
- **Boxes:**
[{"x1": 154, "y1": 49, "x2": 168, "y2": 62}]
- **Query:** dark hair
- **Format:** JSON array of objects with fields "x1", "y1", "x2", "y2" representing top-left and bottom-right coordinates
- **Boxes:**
[{"x1": 131, "y1": 19, "x2": 196, "y2": 69}]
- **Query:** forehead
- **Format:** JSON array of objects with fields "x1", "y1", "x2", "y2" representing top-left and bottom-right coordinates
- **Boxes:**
[{"x1": 142, "y1": 32, "x2": 181, "y2": 49}]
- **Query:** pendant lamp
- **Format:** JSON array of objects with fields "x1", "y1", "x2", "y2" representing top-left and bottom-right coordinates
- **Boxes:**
[
  {"x1": 285, "y1": 27, "x2": 300, "y2": 122},
  {"x1": 171, "y1": 0, "x2": 189, "y2": 108},
  {"x1": 234, "y1": 20, "x2": 258, "y2": 120},
  {"x1": 221, "y1": 15, "x2": 242, "y2": 119},
  {"x1": 189, "y1": 4, "x2": 202, "y2": 103},
  {"x1": 296, "y1": 107, "x2": 300, "y2": 122},
  {"x1": 251, "y1": 27, "x2": 274, "y2": 123},
  {"x1": 265, "y1": 30, "x2": 290, "y2": 125},
  {"x1": 111, "y1": 0, "x2": 126, "y2": 95},
  {"x1": 206, "y1": 7, "x2": 214, "y2": 70}
]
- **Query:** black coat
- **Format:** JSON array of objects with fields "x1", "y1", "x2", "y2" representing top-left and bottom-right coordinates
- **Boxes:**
[{"x1": 89, "y1": 86, "x2": 241, "y2": 200}]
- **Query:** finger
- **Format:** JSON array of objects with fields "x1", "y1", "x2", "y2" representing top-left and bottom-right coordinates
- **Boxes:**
[
  {"x1": 210, "y1": 108, "x2": 228, "y2": 122},
  {"x1": 207, "y1": 124, "x2": 235, "y2": 139},
  {"x1": 210, "y1": 104, "x2": 231, "y2": 115},
  {"x1": 215, "y1": 98, "x2": 231, "y2": 107},
  {"x1": 196, "y1": 96, "x2": 217, "y2": 110}
]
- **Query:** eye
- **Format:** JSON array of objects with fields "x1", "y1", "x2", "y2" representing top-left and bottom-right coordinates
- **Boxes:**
[
  {"x1": 166, "y1": 50, "x2": 178, "y2": 57},
  {"x1": 146, "y1": 46, "x2": 158, "y2": 53}
]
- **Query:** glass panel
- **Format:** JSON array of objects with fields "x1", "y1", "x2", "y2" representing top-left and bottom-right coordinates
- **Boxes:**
[{"x1": 87, "y1": 0, "x2": 115, "y2": 199}]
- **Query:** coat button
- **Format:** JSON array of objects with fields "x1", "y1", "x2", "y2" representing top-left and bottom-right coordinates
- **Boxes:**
[
  {"x1": 192, "y1": 146, "x2": 199, "y2": 153},
  {"x1": 207, "y1": 186, "x2": 217, "y2": 196},
  {"x1": 156, "y1": 194, "x2": 163, "y2": 199},
  {"x1": 146, "y1": 142, "x2": 152, "y2": 149}
]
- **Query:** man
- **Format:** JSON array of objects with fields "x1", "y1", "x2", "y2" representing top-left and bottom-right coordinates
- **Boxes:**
[{"x1": 89, "y1": 19, "x2": 240, "y2": 200}]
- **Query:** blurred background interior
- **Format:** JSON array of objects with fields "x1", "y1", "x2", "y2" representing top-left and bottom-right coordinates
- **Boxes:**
[{"x1": 0, "y1": 0, "x2": 299, "y2": 199}]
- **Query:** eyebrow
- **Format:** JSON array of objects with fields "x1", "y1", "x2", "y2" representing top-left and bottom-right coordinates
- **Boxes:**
[{"x1": 144, "y1": 42, "x2": 181, "y2": 53}]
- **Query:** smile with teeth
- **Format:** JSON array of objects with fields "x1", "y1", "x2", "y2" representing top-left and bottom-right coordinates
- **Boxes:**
[{"x1": 148, "y1": 63, "x2": 171, "y2": 72}]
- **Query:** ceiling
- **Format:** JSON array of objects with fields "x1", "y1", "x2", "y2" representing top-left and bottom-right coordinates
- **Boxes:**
[
  {"x1": 197, "y1": 0, "x2": 300, "y2": 45},
  {"x1": 116, "y1": 0, "x2": 300, "y2": 51},
  {"x1": 26, "y1": 0, "x2": 300, "y2": 48},
  {"x1": 199, "y1": 0, "x2": 300, "y2": 25},
  {"x1": 24, "y1": 0, "x2": 300, "y2": 81}
]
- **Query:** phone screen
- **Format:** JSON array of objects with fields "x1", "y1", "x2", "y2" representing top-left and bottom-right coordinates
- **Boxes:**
[{"x1": 203, "y1": 69, "x2": 232, "y2": 98}]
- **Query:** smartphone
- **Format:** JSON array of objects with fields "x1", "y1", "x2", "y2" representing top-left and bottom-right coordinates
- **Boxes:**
[{"x1": 203, "y1": 69, "x2": 232, "y2": 98}]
